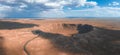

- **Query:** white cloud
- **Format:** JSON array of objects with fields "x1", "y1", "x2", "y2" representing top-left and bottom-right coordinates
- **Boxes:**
[
  {"x1": 44, "y1": 0, "x2": 69, "y2": 9},
  {"x1": 0, "y1": 0, "x2": 98, "y2": 11},
  {"x1": 24, "y1": 0, "x2": 97, "y2": 9},
  {"x1": 45, "y1": 3, "x2": 61, "y2": 8},
  {"x1": 17, "y1": 3, "x2": 28, "y2": 11},
  {"x1": 25, "y1": 0, "x2": 48, "y2": 3},
  {"x1": 0, "y1": 4, "x2": 12, "y2": 11},
  {"x1": 76, "y1": 0, "x2": 86, "y2": 7},
  {"x1": 35, "y1": 0, "x2": 49, "y2": 3},
  {"x1": 0, "y1": 0, "x2": 16, "y2": 4},
  {"x1": 24, "y1": 0, "x2": 34, "y2": 3},
  {"x1": 0, "y1": 4, "x2": 12, "y2": 17},
  {"x1": 65, "y1": 7, "x2": 120, "y2": 17},
  {"x1": 1, "y1": 0, "x2": 120, "y2": 18},
  {"x1": 19, "y1": 3, "x2": 27, "y2": 8},
  {"x1": 38, "y1": 9, "x2": 65, "y2": 18},
  {"x1": 37, "y1": 7, "x2": 120, "y2": 18},
  {"x1": 85, "y1": 1, "x2": 97, "y2": 6},
  {"x1": 109, "y1": 2, "x2": 119, "y2": 6},
  {"x1": 44, "y1": 1, "x2": 68, "y2": 9}
]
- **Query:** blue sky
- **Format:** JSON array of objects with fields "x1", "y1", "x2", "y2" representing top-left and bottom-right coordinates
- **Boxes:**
[{"x1": 0, "y1": 0, "x2": 120, "y2": 18}]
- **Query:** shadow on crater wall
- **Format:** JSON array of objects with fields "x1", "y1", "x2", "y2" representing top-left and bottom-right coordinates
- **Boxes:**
[
  {"x1": 0, "y1": 36, "x2": 6, "y2": 55},
  {"x1": 32, "y1": 24, "x2": 120, "y2": 55},
  {"x1": 77, "y1": 24, "x2": 94, "y2": 34},
  {"x1": 0, "y1": 21, "x2": 38, "y2": 29}
]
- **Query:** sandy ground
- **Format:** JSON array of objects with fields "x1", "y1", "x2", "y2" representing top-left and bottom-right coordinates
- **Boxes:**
[{"x1": 0, "y1": 19, "x2": 120, "y2": 55}]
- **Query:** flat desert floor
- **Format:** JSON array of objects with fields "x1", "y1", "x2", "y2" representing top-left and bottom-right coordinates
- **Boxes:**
[{"x1": 0, "y1": 19, "x2": 120, "y2": 55}]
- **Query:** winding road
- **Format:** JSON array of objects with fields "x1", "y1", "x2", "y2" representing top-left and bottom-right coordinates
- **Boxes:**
[{"x1": 23, "y1": 36, "x2": 38, "y2": 55}]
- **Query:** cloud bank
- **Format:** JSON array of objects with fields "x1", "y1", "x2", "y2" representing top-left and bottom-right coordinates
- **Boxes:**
[{"x1": 0, "y1": 0, "x2": 120, "y2": 18}]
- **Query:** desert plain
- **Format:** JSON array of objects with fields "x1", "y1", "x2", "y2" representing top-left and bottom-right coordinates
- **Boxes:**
[{"x1": 0, "y1": 19, "x2": 120, "y2": 55}]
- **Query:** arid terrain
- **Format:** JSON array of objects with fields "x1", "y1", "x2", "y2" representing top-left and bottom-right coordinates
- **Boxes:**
[{"x1": 0, "y1": 19, "x2": 120, "y2": 55}]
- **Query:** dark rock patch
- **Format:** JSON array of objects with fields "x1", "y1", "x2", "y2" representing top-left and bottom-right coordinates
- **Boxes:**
[
  {"x1": 0, "y1": 21, "x2": 38, "y2": 29},
  {"x1": 32, "y1": 24, "x2": 120, "y2": 55}
]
